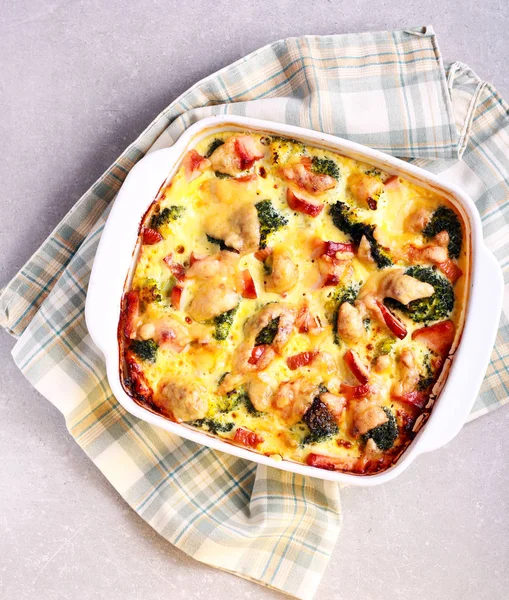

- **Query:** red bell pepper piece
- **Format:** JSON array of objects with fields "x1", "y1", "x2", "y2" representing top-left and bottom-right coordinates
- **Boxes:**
[
  {"x1": 234, "y1": 427, "x2": 264, "y2": 448},
  {"x1": 286, "y1": 351, "x2": 318, "y2": 370},
  {"x1": 286, "y1": 188, "x2": 324, "y2": 218},
  {"x1": 343, "y1": 349, "x2": 369, "y2": 384},
  {"x1": 376, "y1": 300, "x2": 407, "y2": 340},
  {"x1": 142, "y1": 227, "x2": 163, "y2": 245}
]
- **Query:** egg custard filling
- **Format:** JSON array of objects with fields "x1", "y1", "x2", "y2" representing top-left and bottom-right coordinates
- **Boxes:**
[{"x1": 119, "y1": 131, "x2": 469, "y2": 475}]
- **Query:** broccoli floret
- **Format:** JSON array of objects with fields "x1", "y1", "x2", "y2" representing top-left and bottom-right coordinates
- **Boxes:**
[
  {"x1": 422, "y1": 206, "x2": 462, "y2": 259},
  {"x1": 255, "y1": 200, "x2": 288, "y2": 248},
  {"x1": 270, "y1": 135, "x2": 303, "y2": 146},
  {"x1": 206, "y1": 234, "x2": 237, "y2": 252},
  {"x1": 374, "y1": 337, "x2": 396, "y2": 357},
  {"x1": 303, "y1": 397, "x2": 339, "y2": 444},
  {"x1": 130, "y1": 339, "x2": 158, "y2": 363},
  {"x1": 213, "y1": 306, "x2": 239, "y2": 341},
  {"x1": 215, "y1": 392, "x2": 240, "y2": 414},
  {"x1": 334, "y1": 284, "x2": 359, "y2": 306},
  {"x1": 214, "y1": 171, "x2": 231, "y2": 179},
  {"x1": 385, "y1": 266, "x2": 454, "y2": 323},
  {"x1": 216, "y1": 384, "x2": 263, "y2": 416},
  {"x1": 329, "y1": 283, "x2": 360, "y2": 344},
  {"x1": 311, "y1": 156, "x2": 340, "y2": 179},
  {"x1": 254, "y1": 317, "x2": 279, "y2": 346},
  {"x1": 269, "y1": 137, "x2": 305, "y2": 164},
  {"x1": 188, "y1": 419, "x2": 234, "y2": 434},
  {"x1": 205, "y1": 138, "x2": 225, "y2": 158},
  {"x1": 150, "y1": 205, "x2": 184, "y2": 229},
  {"x1": 243, "y1": 390, "x2": 263, "y2": 416},
  {"x1": 362, "y1": 407, "x2": 398, "y2": 451},
  {"x1": 364, "y1": 168, "x2": 382, "y2": 179},
  {"x1": 137, "y1": 279, "x2": 162, "y2": 306},
  {"x1": 417, "y1": 352, "x2": 434, "y2": 391},
  {"x1": 218, "y1": 386, "x2": 245, "y2": 413},
  {"x1": 329, "y1": 201, "x2": 392, "y2": 269}
]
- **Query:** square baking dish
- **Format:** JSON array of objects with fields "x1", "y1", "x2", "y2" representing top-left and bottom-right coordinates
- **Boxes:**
[{"x1": 85, "y1": 115, "x2": 503, "y2": 486}]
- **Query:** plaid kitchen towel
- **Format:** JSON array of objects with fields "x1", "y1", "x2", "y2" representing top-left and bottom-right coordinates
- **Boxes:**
[{"x1": 1, "y1": 26, "x2": 508, "y2": 599}]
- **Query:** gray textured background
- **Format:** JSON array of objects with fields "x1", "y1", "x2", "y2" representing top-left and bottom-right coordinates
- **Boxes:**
[{"x1": 1, "y1": 2, "x2": 508, "y2": 599}]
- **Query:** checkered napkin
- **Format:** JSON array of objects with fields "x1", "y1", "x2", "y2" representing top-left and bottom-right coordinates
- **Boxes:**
[{"x1": 1, "y1": 26, "x2": 508, "y2": 599}]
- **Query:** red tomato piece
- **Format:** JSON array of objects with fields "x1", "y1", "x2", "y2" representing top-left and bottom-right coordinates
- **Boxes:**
[
  {"x1": 339, "y1": 382, "x2": 372, "y2": 398},
  {"x1": 412, "y1": 320, "x2": 455, "y2": 357},
  {"x1": 142, "y1": 227, "x2": 163, "y2": 245},
  {"x1": 321, "y1": 273, "x2": 340, "y2": 287},
  {"x1": 396, "y1": 390, "x2": 429, "y2": 409},
  {"x1": 183, "y1": 149, "x2": 210, "y2": 180},
  {"x1": 343, "y1": 349, "x2": 369, "y2": 384},
  {"x1": 248, "y1": 344, "x2": 270, "y2": 366},
  {"x1": 189, "y1": 251, "x2": 206, "y2": 266},
  {"x1": 170, "y1": 285, "x2": 183, "y2": 310},
  {"x1": 286, "y1": 188, "x2": 324, "y2": 217},
  {"x1": 437, "y1": 259, "x2": 463, "y2": 284},
  {"x1": 321, "y1": 241, "x2": 354, "y2": 257},
  {"x1": 234, "y1": 427, "x2": 264, "y2": 449},
  {"x1": 376, "y1": 300, "x2": 407, "y2": 340},
  {"x1": 234, "y1": 136, "x2": 264, "y2": 170},
  {"x1": 163, "y1": 254, "x2": 186, "y2": 281},
  {"x1": 286, "y1": 351, "x2": 318, "y2": 370},
  {"x1": 307, "y1": 453, "x2": 346, "y2": 471},
  {"x1": 254, "y1": 247, "x2": 273, "y2": 262},
  {"x1": 240, "y1": 269, "x2": 257, "y2": 299},
  {"x1": 234, "y1": 173, "x2": 257, "y2": 183}
]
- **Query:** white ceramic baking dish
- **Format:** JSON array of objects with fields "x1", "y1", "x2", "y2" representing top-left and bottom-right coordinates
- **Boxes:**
[{"x1": 85, "y1": 115, "x2": 503, "y2": 486}]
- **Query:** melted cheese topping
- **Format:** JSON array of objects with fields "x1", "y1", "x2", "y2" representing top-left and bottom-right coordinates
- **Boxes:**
[{"x1": 120, "y1": 131, "x2": 469, "y2": 475}]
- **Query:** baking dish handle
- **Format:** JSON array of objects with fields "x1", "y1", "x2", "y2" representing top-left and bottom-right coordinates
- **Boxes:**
[
  {"x1": 85, "y1": 147, "x2": 178, "y2": 354},
  {"x1": 417, "y1": 246, "x2": 504, "y2": 454}
]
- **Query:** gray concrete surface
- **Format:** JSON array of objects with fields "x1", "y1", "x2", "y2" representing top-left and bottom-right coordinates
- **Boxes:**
[{"x1": 1, "y1": 1, "x2": 508, "y2": 599}]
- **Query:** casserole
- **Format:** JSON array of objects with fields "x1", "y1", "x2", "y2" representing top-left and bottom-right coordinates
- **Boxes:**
[{"x1": 85, "y1": 115, "x2": 503, "y2": 486}]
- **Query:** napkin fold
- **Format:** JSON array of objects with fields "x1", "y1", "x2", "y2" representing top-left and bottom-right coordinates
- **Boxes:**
[{"x1": 1, "y1": 26, "x2": 508, "y2": 599}]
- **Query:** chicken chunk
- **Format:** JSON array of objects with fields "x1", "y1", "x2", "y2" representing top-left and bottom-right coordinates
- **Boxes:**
[
  {"x1": 209, "y1": 135, "x2": 264, "y2": 176},
  {"x1": 392, "y1": 349, "x2": 420, "y2": 397},
  {"x1": 348, "y1": 173, "x2": 384, "y2": 208},
  {"x1": 187, "y1": 281, "x2": 239, "y2": 322},
  {"x1": 320, "y1": 392, "x2": 347, "y2": 421},
  {"x1": 182, "y1": 149, "x2": 211, "y2": 181},
  {"x1": 352, "y1": 402, "x2": 389, "y2": 436},
  {"x1": 357, "y1": 235, "x2": 374, "y2": 264},
  {"x1": 246, "y1": 376, "x2": 274, "y2": 412},
  {"x1": 381, "y1": 268, "x2": 434, "y2": 305},
  {"x1": 406, "y1": 244, "x2": 448, "y2": 265},
  {"x1": 374, "y1": 354, "x2": 391, "y2": 373},
  {"x1": 434, "y1": 230, "x2": 450, "y2": 247},
  {"x1": 185, "y1": 250, "x2": 239, "y2": 279},
  {"x1": 295, "y1": 304, "x2": 324, "y2": 335},
  {"x1": 157, "y1": 379, "x2": 208, "y2": 422},
  {"x1": 404, "y1": 207, "x2": 431, "y2": 232},
  {"x1": 280, "y1": 160, "x2": 336, "y2": 195},
  {"x1": 272, "y1": 376, "x2": 319, "y2": 423},
  {"x1": 265, "y1": 247, "x2": 298, "y2": 294},
  {"x1": 244, "y1": 303, "x2": 297, "y2": 351},
  {"x1": 337, "y1": 302, "x2": 364, "y2": 343},
  {"x1": 204, "y1": 204, "x2": 260, "y2": 253}
]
